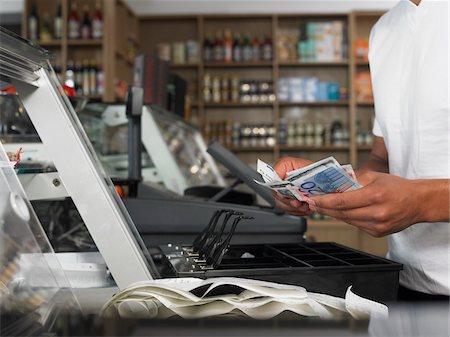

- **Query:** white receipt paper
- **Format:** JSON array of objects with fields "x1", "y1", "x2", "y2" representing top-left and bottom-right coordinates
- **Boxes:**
[{"x1": 102, "y1": 277, "x2": 388, "y2": 320}]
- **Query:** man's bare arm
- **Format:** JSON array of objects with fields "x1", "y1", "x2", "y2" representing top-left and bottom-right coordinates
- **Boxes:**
[{"x1": 360, "y1": 136, "x2": 389, "y2": 173}]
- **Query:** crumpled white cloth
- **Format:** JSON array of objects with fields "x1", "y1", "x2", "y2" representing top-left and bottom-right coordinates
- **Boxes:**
[{"x1": 102, "y1": 277, "x2": 388, "y2": 320}]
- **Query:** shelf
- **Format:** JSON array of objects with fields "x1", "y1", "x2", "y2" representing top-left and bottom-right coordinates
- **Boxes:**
[
  {"x1": 67, "y1": 39, "x2": 103, "y2": 46},
  {"x1": 204, "y1": 102, "x2": 274, "y2": 108},
  {"x1": 279, "y1": 145, "x2": 349, "y2": 151},
  {"x1": 37, "y1": 40, "x2": 62, "y2": 47},
  {"x1": 170, "y1": 63, "x2": 199, "y2": 69},
  {"x1": 279, "y1": 101, "x2": 349, "y2": 107},
  {"x1": 228, "y1": 146, "x2": 274, "y2": 152},
  {"x1": 278, "y1": 61, "x2": 348, "y2": 67},
  {"x1": 356, "y1": 101, "x2": 374, "y2": 106},
  {"x1": 203, "y1": 61, "x2": 273, "y2": 68}
]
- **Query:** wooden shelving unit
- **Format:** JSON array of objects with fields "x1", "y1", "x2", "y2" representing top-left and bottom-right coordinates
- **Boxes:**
[
  {"x1": 22, "y1": 0, "x2": 139, "y2": 102},
  {"x1": 138, "y1": 12, "x2": 386, "y2": 255}
]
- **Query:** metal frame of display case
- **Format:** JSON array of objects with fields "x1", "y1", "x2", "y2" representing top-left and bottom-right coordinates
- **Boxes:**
[{"x1": 1, "y1": 27, "x2": 157, "y2": 289}]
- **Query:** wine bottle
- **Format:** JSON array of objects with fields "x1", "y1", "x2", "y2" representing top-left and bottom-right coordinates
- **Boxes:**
[
  {"x1": 28, "y1": 3, "x2": 39, "y2": 42},
  {"x1": 80, "y1": 5, "x2": 92, "y2": 39},
  {"x1": 262, "y1": 35, "x2": 273, "y2": 61},
  {"x1": 223, "y1": 29, "x2": 232, "y2": 63},
  {"x1": 242, "y1": 35, "x2": 252, "y2": 62},
  {"x1": 68, "y1": 2, "x2": 80, "y2": 39},
  {"x1": 252, "y1": 36, "x2": 261, "y2": 61},
  {"x1": 232, "y1": 32, "x2": 242, "y2": 62},
  {"x1": 92, "y1": 1, "x2": 103, "y2": 39},
  {"x1": 213, "y1": 30, "x2": 224, "y2": 62},
  {"x1": 40, "y1": 12, "x2": 52, "y2": 42},
  {"x1": 54, "y1": 1, "x2": 62, "y2": 39},
  {"x1": 74, "y1": 62, "x2": 83, "y2": 95},
  {"x1": 82, "y1": 60, "x2": 90, "y2": 95},
  {"x1": 203, "y1": 35, "x2": 213, "y2": 62},
  {"x1": 89, "y1": 60, "x2": 97, "y2": 95}
]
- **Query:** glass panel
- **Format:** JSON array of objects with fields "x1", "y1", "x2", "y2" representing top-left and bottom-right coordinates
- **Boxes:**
[{"x1": 0, "y1": 144, "x2": 79, "y2": 334}]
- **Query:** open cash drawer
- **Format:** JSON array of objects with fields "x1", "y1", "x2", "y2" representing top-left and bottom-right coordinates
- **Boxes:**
[{"x1": 159, "y1": 241, "x2": 402, "y2": 304}]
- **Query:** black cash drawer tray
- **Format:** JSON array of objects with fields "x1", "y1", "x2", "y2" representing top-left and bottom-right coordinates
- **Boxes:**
[{"x1": 159, "y1": 242, "x2": 402, "y2": 304}]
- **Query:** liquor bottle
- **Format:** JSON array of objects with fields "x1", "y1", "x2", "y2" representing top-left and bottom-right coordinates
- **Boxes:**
[
  {"x1": 232, "y1": 32, "x2": 242, "y2": 62},
  {"x1": 54, "y1": 1, "x2": 62, "y2": 39},
  {"x1": 28, "y1": 4, "x2": 39, "y2": 42},
  {"x1": 40, "y1": 12, "x2": 52, "y2": 42},
  {"x1": 68, "y1": 2, "x2": 80, "y2": 39},
  {"x1": 223, "y1": 29, "x2": 233, "y2": 63},
  {"x1": 213, "y1": 30, "x2": 224, "y2": 62},
  {"x1": 203, "y1": 35, "x2": 213, "y2": 62},
  {"x1": 252, "y1": 36, "x2": 261, "y2": 61},
  {"x1": 65, "y1": 61, "x2": 75, "y2": 89},
  {"x1": 96, "y1": 64, "x2": 105, "y2": 95},
  {"x1": 74, "y1": 62, "x2": 83, "y2": 95},
  {"x1": 82, "y1": 60, "x2": 90, "y2": 95},
  {"x1": 92, "y1": 1, "x2": 103, "y2": 39},
  {"x1": 80, "y1": 5, "x2": 92, "y2": 39},
  {"x1": 89, "y1": 60, "x2": 97, "y2": 95},
  {"x1": 262, "y1": 35, "x2": 273, "y2": 61},
  {"x1": 242, "y1": 35, "x2": 252, "y2": 62}
]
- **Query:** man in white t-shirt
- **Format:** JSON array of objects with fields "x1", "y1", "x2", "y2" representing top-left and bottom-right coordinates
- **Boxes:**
[{"x1": 273, "y1": 0, "x2": 450, "y2": 300}]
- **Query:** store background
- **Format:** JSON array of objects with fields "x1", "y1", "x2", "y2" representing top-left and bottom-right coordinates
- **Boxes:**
[{"x1": 0, "y1": 0, "x2": 400, "y2": 255}]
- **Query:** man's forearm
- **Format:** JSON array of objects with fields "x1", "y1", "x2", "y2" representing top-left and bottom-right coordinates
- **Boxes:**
[
  {"x1": 360, "y1": 152, "x2": 389, "y2": 173},
  {"x1": 360, "y1": 136, "x2": 389, "y2": 173},
  {"x1": 415, "y1": 179, "x2": 450, "y2": 223}
]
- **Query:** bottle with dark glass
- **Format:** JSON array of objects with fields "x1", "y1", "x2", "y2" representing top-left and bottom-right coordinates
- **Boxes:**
[
  {"x1": 203, "y1": 35, "x2": 213, "y2": 62},
  {"x1": 242, "y1": 35, "x2": 252, "y2": 62},
  {"x1": 89, "y1": 60, "x2": 97, "y2": 95},
  {"x1": 54, "y1": 1, "x2": 62, "y2": 39},
  {"x1": 28, "y1": 3, "x2": 39, "y2": 42},
  {"x1": 80, "y1": 5, "x2": 92, "y2": 39},
  {"x1": 232, "y1": 32, "x2": 242, "y2": 63},
  {"x1": 74, "y1": 62, "x2": 83, "y2": 95}
]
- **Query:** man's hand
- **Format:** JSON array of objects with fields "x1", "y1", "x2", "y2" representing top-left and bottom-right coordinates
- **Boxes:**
[
  {"x1": 309, "y1": 171, "x2": 425, "y2": 237},
  {"x1": 272, "y1": 157, "x2": 314, "y2": 216}
]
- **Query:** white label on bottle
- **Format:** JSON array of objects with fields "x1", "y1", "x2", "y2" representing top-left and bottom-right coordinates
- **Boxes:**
[
  {"x1": 54, "y1": 18, "x2": 62, "y2": 39},
  {"x1": 92, "y1": 19, "x2": 103, "y2": 39},
  {"x1": 68, "y1": 20, "x2": 80, "y2": 39}
]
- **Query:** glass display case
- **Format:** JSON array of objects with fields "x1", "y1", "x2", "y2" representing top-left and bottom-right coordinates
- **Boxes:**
[
  {"x1": 0, "y1": 130, "x2": 79, "y2": 335},
  {"x1": 79, "y1": 102, "x2": 225, "y2": 194}
]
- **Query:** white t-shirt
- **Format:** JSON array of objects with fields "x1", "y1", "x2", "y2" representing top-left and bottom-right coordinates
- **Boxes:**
[{"x1": 370, "y1": 0, "x2": 450, "y2": 295}]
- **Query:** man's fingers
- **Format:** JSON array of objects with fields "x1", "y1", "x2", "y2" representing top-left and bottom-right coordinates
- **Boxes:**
[
  {"x1": 274, "y1": 198, "x2": 312, "y2": 216},
  {"x1": 309, "y1": 188, "x2": 374, "y2": 210},
  {"x1": 273, "y1": 157, "x2": 313, "y2": 179},
  {"x1": 314, "y1": 206, "x2": 378, "y2": 224}
]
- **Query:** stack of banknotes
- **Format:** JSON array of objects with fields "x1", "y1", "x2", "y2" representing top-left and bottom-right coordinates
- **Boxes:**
[{"x1": 255, "y1": 156, "x2": 362, "y2": 202}]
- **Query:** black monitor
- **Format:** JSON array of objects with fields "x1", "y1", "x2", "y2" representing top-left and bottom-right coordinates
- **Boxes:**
[{"x1": 207, "y1": 141, "x2": 275, "y2": 208}]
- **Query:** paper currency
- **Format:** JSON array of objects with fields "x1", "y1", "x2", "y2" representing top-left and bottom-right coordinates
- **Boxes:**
[{"x1": 255, "y1": 157, "x2": 361, "y2": 200}]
